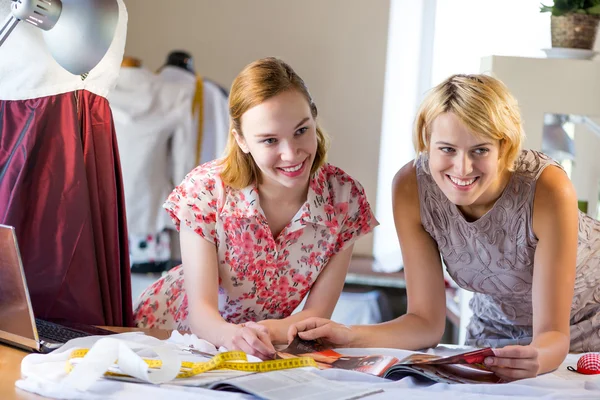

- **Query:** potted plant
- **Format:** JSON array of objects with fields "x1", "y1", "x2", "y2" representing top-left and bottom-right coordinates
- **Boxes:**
[{"x1": 541, "y1": 0, "x2": 600, "y2": 49}]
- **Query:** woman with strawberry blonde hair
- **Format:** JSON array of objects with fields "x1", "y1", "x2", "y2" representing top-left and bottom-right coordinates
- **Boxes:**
[{"x1": 133, "y1": 57, "x2": 377, "y2": 359}]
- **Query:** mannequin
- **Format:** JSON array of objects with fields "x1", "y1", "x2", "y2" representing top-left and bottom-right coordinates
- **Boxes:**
[
  {"x1": 110, "y1": 56, "x2": 195, "y2": 274},
  {"x1": 158, "y1": 50, "x2": 229, "y2": 165},
  {"x1": 0, "y1": 0, "x2": 133, "y2": 326},
  {"x1": 156, "y1": 50, "x2": 229, "y2": 266},
  {"x1": 161, "y1": 51, "x2": 228, "y2": 96}
]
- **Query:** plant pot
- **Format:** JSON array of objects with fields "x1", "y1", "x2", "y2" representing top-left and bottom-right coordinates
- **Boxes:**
[{"x1": 551, "y1": 14, "x2": 600, "y2": 49}]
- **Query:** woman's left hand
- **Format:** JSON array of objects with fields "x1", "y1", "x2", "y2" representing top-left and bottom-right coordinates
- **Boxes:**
[{"x1": 484, "y1": 345, "x2": 540, "y2": 381}]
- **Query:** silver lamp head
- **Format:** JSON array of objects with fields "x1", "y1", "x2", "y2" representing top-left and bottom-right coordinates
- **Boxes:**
[
  {"x1": 2, "y1": 0, "x2": 119, "y2": 76},
  {"x1": 11, "y1": 0, "x2": 62, "y2": 30}
]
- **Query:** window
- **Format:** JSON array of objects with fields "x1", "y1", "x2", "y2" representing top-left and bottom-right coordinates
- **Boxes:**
[{"x1": 431, "y1": 0, "x2": 551, "y2": 85}]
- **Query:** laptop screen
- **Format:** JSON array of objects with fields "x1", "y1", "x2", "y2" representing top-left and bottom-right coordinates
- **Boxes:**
[{"x1": 0, "y1": 225, "x2": 38, "y2": 343}]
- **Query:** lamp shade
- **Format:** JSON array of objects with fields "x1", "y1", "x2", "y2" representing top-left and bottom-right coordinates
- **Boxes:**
[
  {"x1": 10, "y1": 0, "x2": 118, "y2": 75},
  {"x1": 45, "y1": 0, "x2": 118, "y2": 75}
]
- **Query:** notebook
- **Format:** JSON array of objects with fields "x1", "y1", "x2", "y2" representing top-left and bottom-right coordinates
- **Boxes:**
[{"x1": 0, "y1": 224, "x2": 112, "y2": 353}]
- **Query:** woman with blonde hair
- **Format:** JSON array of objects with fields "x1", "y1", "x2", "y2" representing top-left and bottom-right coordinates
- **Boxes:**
[
  {"x1": 133, "y1": 57, "x2": 378, "y2": 359},
  {"x1": 290, "y1": 74, "x2": 600, "y2": 380}
]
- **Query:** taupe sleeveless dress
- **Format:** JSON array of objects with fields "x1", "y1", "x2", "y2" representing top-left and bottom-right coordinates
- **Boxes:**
[{"x1": 417, "y1": 150, "x2": 600, "y2": 352}]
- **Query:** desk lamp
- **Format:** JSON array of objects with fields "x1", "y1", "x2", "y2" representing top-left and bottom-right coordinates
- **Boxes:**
[{"x1": 0, "y1": 0, "x2": 118, "y2": 75}]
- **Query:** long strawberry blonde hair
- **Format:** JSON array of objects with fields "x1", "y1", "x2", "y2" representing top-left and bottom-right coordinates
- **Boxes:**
[{"x1": 219, "y1": 57, "x2": 330, "y2": 189}]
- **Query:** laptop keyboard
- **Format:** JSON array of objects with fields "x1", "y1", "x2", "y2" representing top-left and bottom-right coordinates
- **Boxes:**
[{"x1": 35, "y1": 318, "x2": 88, "y2": 343}]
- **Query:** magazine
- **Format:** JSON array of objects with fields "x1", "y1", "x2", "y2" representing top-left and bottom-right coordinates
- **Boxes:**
[
  {"x1": 207, "y1": 369, "x2": 383, "y2": 400},
  {"x1": 112, "y1": 368, "x2": 381, "y2": 399},
  {"x1": 106, "y1": 351, "x2": 381, "y2": 399},
  {"x1": 275, "y1": 336, "x2": 504, "y2": 384}
]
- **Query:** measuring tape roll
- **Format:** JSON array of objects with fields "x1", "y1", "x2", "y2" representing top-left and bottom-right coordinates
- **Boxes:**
[{"x1": 67, "y1": 348, "x2": 317, "y2": 379}]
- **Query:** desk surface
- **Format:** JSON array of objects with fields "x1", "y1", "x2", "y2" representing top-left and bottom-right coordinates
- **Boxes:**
[{"x1": 0, "y1": 326, "x2": 170, "y2": 400}]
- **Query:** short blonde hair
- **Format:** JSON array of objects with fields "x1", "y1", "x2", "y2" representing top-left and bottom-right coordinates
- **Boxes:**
[
  {"x1": 220, "y1": 57, "x2": 330, "y2": 189},
  {"x1": 413, "y1": 74, "x2": 524, "y2": 170}
]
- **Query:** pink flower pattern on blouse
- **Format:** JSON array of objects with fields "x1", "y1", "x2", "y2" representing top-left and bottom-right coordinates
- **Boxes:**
[{"x1": 133, "y1": 160, "x2": 378, "y2": 330}]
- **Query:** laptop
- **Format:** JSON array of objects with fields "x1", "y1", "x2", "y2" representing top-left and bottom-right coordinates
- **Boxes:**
[{"x1": 0, "y1": 224, "x2": 112, "y2": 353}]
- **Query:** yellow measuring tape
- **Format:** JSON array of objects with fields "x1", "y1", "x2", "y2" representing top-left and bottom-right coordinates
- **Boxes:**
[{"x1": 66, "y1": 348, "x2": 317, "y2": 379}]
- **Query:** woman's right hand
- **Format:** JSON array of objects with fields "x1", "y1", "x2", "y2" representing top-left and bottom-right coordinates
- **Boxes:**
[
  {"x1": 223, "y1": 321, "x2": 276, "y2": 360},
  {"x1": 287, "y1": 317, "x2": 355, "y2": 347}
]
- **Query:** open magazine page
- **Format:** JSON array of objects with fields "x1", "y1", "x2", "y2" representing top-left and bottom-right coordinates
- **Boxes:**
[
  {"x1": 276, "y1": 337, "x2": 398, "y2": 377},
  {"x1": 396, "y1": 347, "x2": 495, "y2": 367},
  {"x1": 383, "y1": 362, "x2": 502, "y2": 384},
  {"x1": 208, "y1": 369, "x2": 383, "y2": 400},
  {"x1": 277, "y1": 337, "x2": 504, "y2": 384},
  {"x1": 385, "y1": 347, "x2": 502, "y2": 383}
]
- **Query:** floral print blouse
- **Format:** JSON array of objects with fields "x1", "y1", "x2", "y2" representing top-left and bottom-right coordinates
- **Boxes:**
[{"x1": 159, "y1": 159, "x2": 378, "y2": 324}]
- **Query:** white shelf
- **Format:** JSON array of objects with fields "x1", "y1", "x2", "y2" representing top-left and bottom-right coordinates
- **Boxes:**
[
  {"x1": 481, "y1": 55, "x2": 600, "y2": 219},
  {"x1": 481, "y1": 55, "x2": 600, "y2": 151}
]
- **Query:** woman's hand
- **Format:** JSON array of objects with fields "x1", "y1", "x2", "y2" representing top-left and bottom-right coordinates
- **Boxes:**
[
  {"x1": 287, "y1": 317, "x2": 355, "y2": 347},
  {"x1": 223, "y1": 321, "x2": 276, "y2": 360},
  {"x1": 484, "y1": 345, "x2": 541, "y2": 381}
]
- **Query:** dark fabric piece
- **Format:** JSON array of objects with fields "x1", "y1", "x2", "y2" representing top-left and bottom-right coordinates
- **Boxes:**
[
  {"x1": 131, "y1": 260, "x2": 179, "y2": 274},
  {"x1": 0, "y1": 90, "x2": 133, "y2": 327}
]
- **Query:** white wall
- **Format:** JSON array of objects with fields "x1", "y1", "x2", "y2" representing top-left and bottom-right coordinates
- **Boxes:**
[{"x1": 123, "y1": 0, "x2": 390, "y2": 256}]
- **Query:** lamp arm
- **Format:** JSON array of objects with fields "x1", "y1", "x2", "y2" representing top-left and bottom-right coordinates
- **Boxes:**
[
  {"x1": 0, "y1": 14, "x2": 19, "y2": 47},
  {"x1": 582, "y1": 117, "x2": 600, "y2": 139}
]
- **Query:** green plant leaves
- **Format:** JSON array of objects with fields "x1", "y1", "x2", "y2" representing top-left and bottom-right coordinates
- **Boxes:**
[{"x1": 540, "y1": 0, "x2": 600, "y2": 15}]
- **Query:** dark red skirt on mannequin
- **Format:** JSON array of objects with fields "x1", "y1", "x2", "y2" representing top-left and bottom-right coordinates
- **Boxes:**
[{"x1": 0, "y1": 90, "x2": 133, "y2": 326}]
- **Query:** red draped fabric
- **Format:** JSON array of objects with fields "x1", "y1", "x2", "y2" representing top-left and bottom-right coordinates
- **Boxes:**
[{"x1": 0, "y1": 90, "x2": 133, "y2": 327}]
